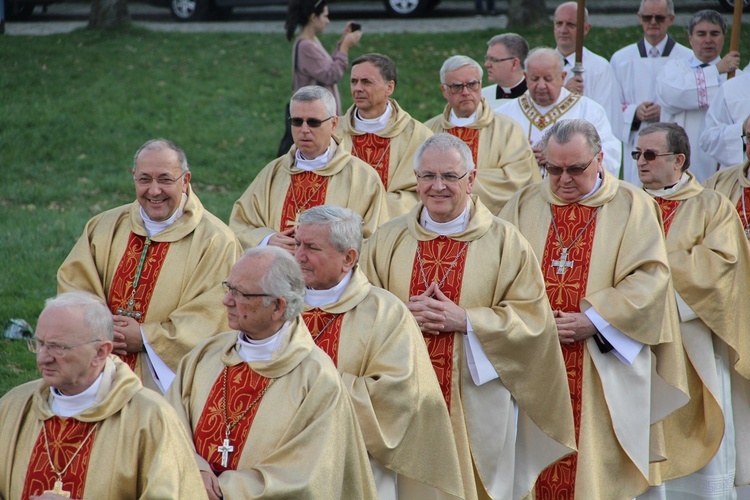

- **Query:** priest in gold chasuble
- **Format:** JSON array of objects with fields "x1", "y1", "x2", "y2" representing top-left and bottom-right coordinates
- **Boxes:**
[
  {"x1": 294, "y1": 205, "x2": 464, "y2": 499},
  {"x1": 635, "y1": 123, "x2": 750, "y2": 498},
  {"x1": 0, "y1": 292, "x2": 206, "y2": 500},
  {"x1": 337, "y1": 53, "x2": 434, "y2": 219},
  {"x1": 229, "y1": 85, "x2": 387, "y2": 252},
  {"x1": 500, "y1": 119, "x2": 689, "y2": 499},
  {"x1": 168, "y1": 247, "x2": 377, "y2": 500},
  {"x1": 425, "y1": 55, "x2": 540, "y2": 215},
  {"x1": 361, "y1": 134, "x2": 576, "y2": 500},
  {"x1": 57, "y1": 139, "x2": 242, "y2": 393}
]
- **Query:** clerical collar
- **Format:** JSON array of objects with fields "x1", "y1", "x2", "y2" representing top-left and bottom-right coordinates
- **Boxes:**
[
  {"x1": 420, "y1": 202, "x2": 470, "y2": 235},
  {"x1": 354, "y1": 101, "x2": 393, "y2": 133},
  {"x1": 295, "y1": 140, "x2": 334, "y2": 171},
  {"x1": 448, "y1": 108, "x2": 478, "y2": 127},
  {"x1": 236, "y1": 322, "x2": 289, "y2": 362},
  {"x1": 497, "y1": 78, "x2": 526, "y2": 99},
  {"x1": 305, "y1": 269, "x2": 353, "y2": 307},
  {"x1": 580, "y1": 175, "x2": 604, "y2": 201},
  {"x1": 140, "y1": 193, "x2": 187, "y2": 237},
  {"x1": 688, "y1": 55, "x2": 721, "y2": 68},
  {"x1": 49, "y1": 371, "x2": 104, "y2": 417},
  {"x1": 644, "y1": 172, "x2": 690, "y2": 197}
]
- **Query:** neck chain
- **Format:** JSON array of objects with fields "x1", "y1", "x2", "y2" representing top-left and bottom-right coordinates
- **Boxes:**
[
  {"x1": 116, "y1": 237, "x2": 151, "y2": 320},
  {"x1": 659, "y1": 200, "x2": 683, "y2": 229},
  {"x1": 310, "y1": 312, "x2": 341, "y2": 343},
  {"x1": 218, "y1": 368, "x2": 274, "y2": 468},
  {"x1": 352, "y1": 140, "x2": 391, "y2": 172},
  {"x1": 742, "y1": 189, "x2": 750, "y2": 238},
  {"x1": 549, "y1": 205, "x2": 600, "y2": 275},
  {"x1": 416, "y1": 241, "x2": 470, "y2": 290},
  {"x1": 42, "y1": 421, "x2": 98, "y2": 498},
  {"x1": 287, "y1": 176, "x2": 327, "y2": 229}
]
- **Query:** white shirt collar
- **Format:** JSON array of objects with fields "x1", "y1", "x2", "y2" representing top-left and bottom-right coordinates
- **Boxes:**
[
  {"x1": 295, "y1": 141, "x2": 334, "y2": 171},
  {"x1": 49, "y1": 371, "x2": 104, "y2": 417},
  {"x1": 644, "y1": 172, "x2": 690, "y2": 196},
  {"x1": 646, "y1": 36, "x2": 669, "y2": 56},
  {"x1": 448, "y1": 108, "x2": 479, "y2": 127},
  {"x1": 354, "y1": 101, "x2": 393, "y2": 133},
  {"x1": 236, "y1": 322, "x2": 289, "y2": 362},
  {"x1": 579, "y1": 175, "x2": 604, "y2": 201},
  {"x1": 305, "y1": 269, "x2": 353, "y2": 307},
  {"x1": 420, "y1": 202, "x2": 470, "y2": 235},
  {"x1": 688, "y1": 55, "x2": 721, "y2": 68},
  {"x1": 140, "y1": 193, "x2": 187, "y2": 237}
]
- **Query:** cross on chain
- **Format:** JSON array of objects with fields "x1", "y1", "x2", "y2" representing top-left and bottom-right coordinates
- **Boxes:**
[
  {"x1": 117, "y1": 299, "x2": 143, "y2": 320},
  {"x1": 286, "y1": 211, "x2": 301, "y2": 230},
  {"x1": 218, "y1": 437, "x2": 234, "y2": 468},
  {"x1": 551, "y1": 248, "x2": 574, "y2": 275},
  {"x1": 45, "y1": 479, "x2": 71, "y2": 498}
]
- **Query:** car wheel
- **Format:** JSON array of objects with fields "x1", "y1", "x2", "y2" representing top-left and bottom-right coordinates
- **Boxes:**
[
  {"x1": 384, "y1": 0, "x2": 428, "y2": 17},
  {"x1": 717, "y1": 0, "x2": 750, "y2": 12},
  {"x1": 171, "y1": 0, "x2": 209, "y2": 21},
  {"x1": 4, "y1": 1, "x2": 35, "y2": 20}
]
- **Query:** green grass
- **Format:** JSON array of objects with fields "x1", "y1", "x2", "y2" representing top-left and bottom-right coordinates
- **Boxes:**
[{"x1": 1, "y1": 23, "x2": 747, "y2": 395}]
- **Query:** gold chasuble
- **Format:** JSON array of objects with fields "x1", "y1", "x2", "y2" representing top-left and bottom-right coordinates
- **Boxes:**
[
  {"x1": 0, "y1": 357, "x2": 206, "y2": 499},
  {"x1": 362, "y1": 197, "x2": 576, "y2": 500},
  {"x1": 167, "y1": 320, "x2": 378, "y2": 498},
  {"x1": 500, "y1": 172, "x2": 690, "y2": 499},
  {"x1": 424, "y1": 99, "x2": 540, "y2": 215},
  {"x1": 704, "y1": 160, "x2": 750, "y2": 240},
  {"x1": 301, "y1": 268, "x2": 465, "y2": 498},
  {"x1": 647, "y1": 174, "x2": 750, "y2": 487},
  {"x1": 57, "y1": 187, "x2": 242, "y2": 389},
  {"x1": 339, "y1": 99, "x2": 434, "y2": 219},
  {"x1": 229, "y1": 139, "x2": 387, "y2": 248},
  {"x1": 536, "y1": 203, "x2": 598, "y2": 499},
  {"x1": 350, "y1": 133, "x2": 392, "y2": 188}
]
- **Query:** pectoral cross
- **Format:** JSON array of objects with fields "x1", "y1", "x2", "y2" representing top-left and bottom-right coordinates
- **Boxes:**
[
  {"x1": 286, "y1": 212, "x2": 301, "y2": 230},
  {"x1": 117, "y1": 298, "x2": 143, "y2": 320},
  {"x1": 552, "y1": 248, "x2": 574, "y2": 275},
  {"x1": 45, "y1": 479, "x2": 71, "y2": 498},
  {"x1": 218, "y1": 438, "x2": 234, "y2": 468}
]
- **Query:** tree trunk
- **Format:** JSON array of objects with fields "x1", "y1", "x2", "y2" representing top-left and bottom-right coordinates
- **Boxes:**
[
  {"x1": 507, "y1": 0, "x2": 548, "y2": 29},
  {"x1": 88, "y1": 0, "x2": 130, "y2": 29}
]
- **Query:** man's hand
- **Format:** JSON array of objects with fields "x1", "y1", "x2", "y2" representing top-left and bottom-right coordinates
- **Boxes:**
[
  {"x1": 635, "y1": 102, "x2": 661, "y2": 123},
  {"x1": 532, "y1": 143, "x2": 547, "y2": 168},
  {"x1": 716, "y1": 51, "x2": 740, "y2": 75},
  {"x1": 201, "y1": 470, "x2": 223, "y2": 500},
  {"x1": 554, "y1": 310, "x2": 598, "y2": 344},
  {"x1": 112, "y1": 315, "x2": 144, "y2": 354},
  {"x1": 408, "y1": 282, "x2": 467, "y2": 335},
  {"x1": 564, "y1": 75, "x2": 584, "y2": 94},
  {"x1": 268, "y1": 228, "x2": 296, "y2": 254}
]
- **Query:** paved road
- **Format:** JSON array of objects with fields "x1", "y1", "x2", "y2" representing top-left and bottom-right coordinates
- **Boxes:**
[{"x1": 4, "y1": 0, "x2": 748, "y2": 35}]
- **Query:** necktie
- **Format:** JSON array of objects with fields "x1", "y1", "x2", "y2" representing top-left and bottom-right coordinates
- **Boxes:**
[
  {"x1": 649, "y1": 47, "x2": 660, "y2": 58},
  {"x1": 563, "y1": 58, "x2": 570, "y2": 66}
]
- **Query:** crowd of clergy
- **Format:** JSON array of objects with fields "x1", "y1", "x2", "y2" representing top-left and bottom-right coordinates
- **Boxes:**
[{"x1": 2, "y1": 0, "x2": 750, "y2": 498}]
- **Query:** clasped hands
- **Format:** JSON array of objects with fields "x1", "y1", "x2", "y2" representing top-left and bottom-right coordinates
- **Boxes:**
[
  {"x1": 408, "y1": 282, "x2": 467, "y2": 335},
  {"x1": 554, "y1": 310, "x2": 597, "y2": 344}
]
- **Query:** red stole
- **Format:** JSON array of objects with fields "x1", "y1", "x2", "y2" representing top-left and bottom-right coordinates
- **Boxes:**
[
  {"x1": 302, "y1": 309, "x2": 344, "y2": 366},
  {"x1": 654, "y1": 197, "x2": 682, "y2": 237},
  {"x1": 108, "y1": 233, "x2": 170, "y2": 370},
  {"x1": 350, "y1": 134, "x2": 392, "y2": 189},
  {"x1": 280, "y1": 170, "x2": 330, "y2": 230},
  {"x1": 408, "y1": 236, "x2": 469, "y2": 411},
  {"x1": 536, "y1": 204, "x2": 598, "y2": 499},
  {"x1": 447, "y1": 127, "x2": 480, "y2": 165},
  {"x1": 22, "y1": 417, "x2": 97, "y2": 499},
  {"x1": 193, "y1": 364, "x2": 271, "y2": 473},
  {"x1": 734, "y1": 187, "x2": 750, "y2": 238}
]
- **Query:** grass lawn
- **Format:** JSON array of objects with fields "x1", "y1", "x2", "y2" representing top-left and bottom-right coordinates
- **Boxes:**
[{"x1": 1, "y1": 23, "x2": 746, "y2": 396}]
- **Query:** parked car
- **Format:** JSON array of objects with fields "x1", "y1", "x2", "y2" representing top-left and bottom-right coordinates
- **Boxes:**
[{"x1": 3, "y1": 0, "x2": 58, "y2": 19}]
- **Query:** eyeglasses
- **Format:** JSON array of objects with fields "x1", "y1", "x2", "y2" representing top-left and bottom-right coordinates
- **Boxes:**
[
  {"x1": 28, "y1": 338, "x2": 102, "y2": 357},
  {"x1": 416, "y1": 171, "x2": 469, "y2": 183},
  {"x1": 222, "y1": 281, "x2": 272, "y2": 301},
  {"x1": 484, "y1": 56, "x2": 515, "y2": 64},
  {"x1": 638, "y1": 14, "x2": 668, "y2": 24},
  {"x1": 631, "y1": 150, "x2": 675, "y2": 161},
  {"x1": 443, "y1": 81, "x2": 481, "y2": 94},
  {"x1": 289, "y1": 116, "x2": 334, "y2": 128},
  {"x1": 134, "y1": 171, "x2": 187, "y2": 186},
  {"x1": 546, "y1": 156, "x2": 596, "y2": 176},
  {"x1": 742, "y1": 133, "x2": 748, "y2": 147}
]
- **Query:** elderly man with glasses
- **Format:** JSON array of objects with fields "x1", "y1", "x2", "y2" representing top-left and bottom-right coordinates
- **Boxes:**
[
  {"x1": 424, "y1": 55, "x2": 539, "y2": 215},
  {"x1": 230, "y1": 85, "x2": 387, "y2": 251},
  {"x1": 362, "y1": 133, "x2": 576, "y2": 500},
  {"x1": 610, "y1": 0, "x2": 692, "y2": 184},
  {"x1": 58, "y1": 138, "x2": 242, "y2": 394},
  {"x1": 0, "y1": 291, "x2": 206, "y2": 499},
  {"x1": 167, "y1": 246, "x2": 377, "y2": 500},
  {"x1": 481, "y1": 33, "x2": 529, "y2": 110},
  {"x1": 500, "y1": 118, "x2": 689, "y2": 499}
]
